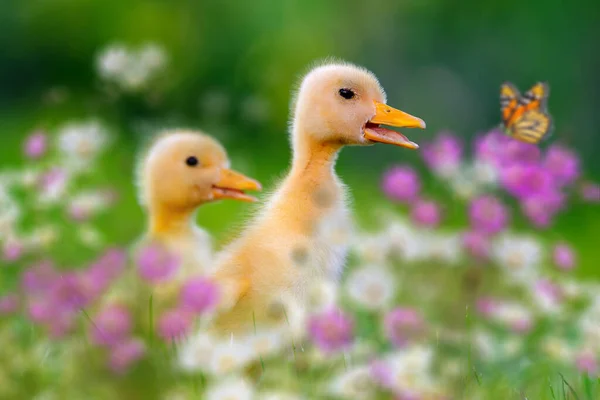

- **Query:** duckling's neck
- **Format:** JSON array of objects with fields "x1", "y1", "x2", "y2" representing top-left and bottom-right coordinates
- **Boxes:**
[
  {"x1": 291, "y1": 135, "x2": 342, "y2": 177},
  {"x1": 148, "y1": 204, "x2": 197, "y2": 238}
]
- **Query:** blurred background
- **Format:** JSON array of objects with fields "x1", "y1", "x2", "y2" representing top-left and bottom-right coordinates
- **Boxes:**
[
  {"x1": 1, "y1": 1, "x2": 600, "y2": 398},
  {"x1": 1, "y1": 0, "x2": 598, "y2": 270}
]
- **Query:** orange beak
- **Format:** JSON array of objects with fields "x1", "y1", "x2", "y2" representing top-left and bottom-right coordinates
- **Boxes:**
[
  {"x1": 363, "y1": 100, "x2": 426, "y2": 149},
  {"x1": 211, "y1": 168, "x2": 262, "y2": 202}
]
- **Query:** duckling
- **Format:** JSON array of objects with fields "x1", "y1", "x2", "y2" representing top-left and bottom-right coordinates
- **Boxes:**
[
  {"x1": 212, "y1": 61, "x2": 425, "y2": 333},
  {"x1": 137, "y1": 129, "x2": 261, "y2": 279}
]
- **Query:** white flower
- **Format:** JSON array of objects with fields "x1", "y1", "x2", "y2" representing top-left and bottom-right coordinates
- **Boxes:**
[
  {"x1": 353, "y1": 233, "x2": 390, "y2": 265},
  {"x1": 383, "y1": 345, "x2": 444, "y2": 397},
  {"x1": 179, "y1": 332, "x2": 217, "y2": 371},
  {"x1": 306, "y1": 280, "x2": 338, "y2": 313},
  {"x1": 491, "y1": 302, "x2": 533, "y2": 331},
  {"x1": 471, "y1": 160, "x2": 499, "y2": 187},
  {"x1": 328, "y1": 365, "x2": 376, "y2": 400},
  {"x1": 138, "y1": 43, "x2": 167, "y2": 71},
  {"x1": 57, "y1": 121, "x2": 110, "y2": 165},
  {"x1": 205, "y1": 376, "x2": 254, "y2": 400},
  {"x1": 492, "y1": 234, "x2": 542, "y2": 284},
  {"x1": 96, "y1": 42, "x2": 167, "y2": 92},
  {"x1": 243, "y1": 328, "x2": 286, "y2": 359},
  {"x1": 474, "y1": 329, "x2": 523, "y2": 361},
  {"x1": 68, "y1": 190, "x2": 112, "y2": 219},
  {"x1": 207, "y1": 341, "x2": 255, "y2": 376},
  {"x1": 257, "y1": 391, "x2": 304, "y2": 400},
  {"x1": 384, "y1": 219, "x2": 427, "y2": 262},
  {"x1": 97, "y1": 44, "x2": 129, "y2": 79},
  {"x1": 542, "y1": 337, "x2": 575, "y2": 363},
  {"x1": 425, "y1": 232, "x2": 463, "y2": 265},
  {"x1": 448, "y1": 167, "x2": 480, "y2": 200},
  {"x1": 345, "y1": 266, "x2": 395, "y2": 311},
  {"x1": 25, "y1": 225, "x2": 59, "y2": 249}
]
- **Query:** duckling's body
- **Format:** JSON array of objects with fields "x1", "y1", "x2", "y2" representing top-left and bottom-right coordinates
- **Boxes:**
[{"x1": 212, "y1": 62, "x2": 425, "y2": 333}]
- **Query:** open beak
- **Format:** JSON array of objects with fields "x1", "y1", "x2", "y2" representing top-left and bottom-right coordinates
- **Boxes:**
[
  {"x1": 212, "y1": 169, "x2": 262, "y2": 202},
  {"x1": 363, "y1": 100, "x2": 426, "y2": 149}
]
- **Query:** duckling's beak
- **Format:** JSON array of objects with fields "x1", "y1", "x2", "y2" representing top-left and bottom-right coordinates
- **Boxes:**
[
  {"x1": 212, "y1": 169, "x2": 262, "y2": 202},
  {"x1": 364, "y1": 101, "x2": 426, "y2": 149}
]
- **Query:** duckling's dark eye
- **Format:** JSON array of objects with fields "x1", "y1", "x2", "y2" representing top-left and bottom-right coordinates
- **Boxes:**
[
  {"x1": 338, "y1": 88, "x2": 355, "y2": 100},
  {"x1": 185, "y1": 156, "x2": 199, "y2": 167}
]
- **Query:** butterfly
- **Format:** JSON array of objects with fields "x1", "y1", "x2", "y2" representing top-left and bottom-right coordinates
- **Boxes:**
[{"x1": 499, "y1": 82, "x2": 553, "y2": 144}]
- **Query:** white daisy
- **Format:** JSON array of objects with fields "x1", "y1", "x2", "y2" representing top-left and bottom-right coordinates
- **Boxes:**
[
  {"x1": 353, "y1": 232, "x2": 390, "y2": 265},
  {"x1": 328, "y1": 365, "x2": 376, "y2": 400},
  {"x1": 542, "y1": 337, "x2": 575, "y2": 363},
  {"x1": 179, "y1": 332, "x2": 218, "y2": 372},
  {"x1": 207, "y1": 341, "x2": 255, "y2": 376},
  {"x1": 383, "y1": 345, "x2": 445, "y2": 398},
  {"x1": 205, "y1": 376, "x2": 255, "y2": 400},
  {"x1": 492, "y1": 301, "x2": 533, "y2": 332},
  {"x1": 425, "y1": 231, "x2": 463, "y2": 265},
  {"x1": 345, "y1": 266, "x2": 395, "y2": 311},
  {"x1": 257, "y1": 391, "x2": 304, "y2": 400},
  {"x1": 57, "y1": 121, "x2": 110, "y2": 166},
  {"x1": 306, "y1": 280, "x2": 338, "y2": 313},
  {"x1": 96, "y1": 44, "x2": 129, "y2": 80},
  {"x1": 243, "y1": 328, "x2": 286, "y2": 359},
  {"x1": 471, "y1": 159, "x2": 499, "y2": 187},
  {"x1": 384, "y1": 219, "x2": 427, "y2": 263},
  {"x1": 492, "y1": 233, "x2": 542, "y2": 284}
]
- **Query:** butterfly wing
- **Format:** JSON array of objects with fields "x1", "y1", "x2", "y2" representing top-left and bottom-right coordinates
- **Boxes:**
[
  {"x1": 520, "y1": 82, "x2": 550, "y2": 110},
  {"x1": 509, "y1": 108, "x2": 553, "y2": 144},
  {"x1": 500, "y1": 82, "x2": 521, "y2": 127}
]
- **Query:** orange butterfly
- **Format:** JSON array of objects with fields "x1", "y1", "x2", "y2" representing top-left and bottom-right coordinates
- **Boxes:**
[{"x1": 500, "y1": 82, "x2": 553, "y2": 144}]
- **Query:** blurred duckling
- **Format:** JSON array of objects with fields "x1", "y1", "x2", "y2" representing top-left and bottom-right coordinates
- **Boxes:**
[
  {"x1": 212, "y1": 61, "x2": 425, "y2": 333},
  {"x1": 137, "y1": 129, "x2": 262, "y2": 280}
]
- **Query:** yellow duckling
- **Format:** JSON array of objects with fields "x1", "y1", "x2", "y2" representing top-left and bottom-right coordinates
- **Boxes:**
[
  {"x1": 137, "y1": 129, "x2": 261, "y2": 277},
  {"x1": 212, "y1": 61, "x2": 425, "y2": 332}
]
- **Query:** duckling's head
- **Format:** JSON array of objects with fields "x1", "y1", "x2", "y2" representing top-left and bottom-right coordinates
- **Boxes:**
[
  {"x1": 138, "y1": 130, "x2": 261, "y2": 212},
  {"x1": 291, "y1": 61, "x2": 425, "y2": 149}
]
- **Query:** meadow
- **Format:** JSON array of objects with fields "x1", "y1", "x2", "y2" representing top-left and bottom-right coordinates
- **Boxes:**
[{"x1": 1, "y1": 2, "x2": 600, "y2": 398}]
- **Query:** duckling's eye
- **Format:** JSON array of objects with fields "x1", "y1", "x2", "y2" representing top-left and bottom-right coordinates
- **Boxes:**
[
  {"x1": 185, "y1": 156, "x2": 199, "y2": 167},
  {"x1": 338, "y1": 88, "x2": 355, "y2": 100}
]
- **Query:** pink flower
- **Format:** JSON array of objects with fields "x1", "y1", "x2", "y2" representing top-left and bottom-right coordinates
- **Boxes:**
[
  {"x1": 462, "y1": 231, "x2": 491, "y2": 259},
  {"x1": 39, "y1": 168, "x2": 68, "y2": 196},
  {"x1": 553, "y1": 243, "x2": 576, "y2": 271},
  {"x1": 469, "y1": 196, "x2": 509, "y2": 235},
  {"x1": 91, "y1": 305, "x2": 132, "y2": 347},
  {"x1": 382, "y1": 166, "x2": 421, "y2": 204},
  {"x1": 0, "y1": 294, "x2": 19, "y2": 315},
  {"x1": 308, "y1": 308, "x2": 354, "y2": 353},
  {"x1": 157, "y1": 308, "x2": 192, "y2": 342},
  {"x1": 580, "y1": 182, "x2": 599, "y2": 203},
  {"x1": 47, "y1": 311, "x2": 76, "y2": 339},
  {"x1": 410, "y1": 199, "x2": 442, "y2": 228},
  {"x1": 521, "y1": 190, "x2": 564, "y2": 228},
  {"x1": 474, "y1": 129, "x2": 511, "y2": 167},
  {"x1": 136, "y1": 244, "x2": 179, "y2": 284},
  {"x1": 575, "y1": 352, "x2": 598, "y2": 375},
  {"x1": 370, "y1": 359, "x2": 393, "y2": 387},
  {"x1": 49, "y1": 273, "x2": 92, "y2": 312},
  {"x1": 422, "y1": 132, "x2": 462, "y2": 174},
  {"x1": 502, "y1": 139, "x2": 541, "y2": 166},
  {"x1": 501, "y1": 164, "x2": 553, "y2": 200},
  {"x1": 534, "y1": 279, "x2": 562, "y2": 306},
  {"x1": 21, "y1": 260, "x2": 57, "y2": 294},
  {"x1": 24, "y1": 130, "x2": 48, "y2": 159},
  {"x1": 180, "y1": 277, "x2": 220, "y2": 314},
  {"x1": 109, "y1": 338, "x2": 146, "y2": 374},
  {"x1": 544, "y1": 145, "x2": 579, "y2": 187},
  {"x1": 383, "y1": 307, "x2": 425, "y2": 348},
  {"x1": 27, "y1": 298, "x2": 55, "y2": 324},
  {"x1": 476, "y1": 297, "x2": 499, "y2": 316},
  {"x1": 2, "y1": 241, "x2": 23, "y2": 262}
]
